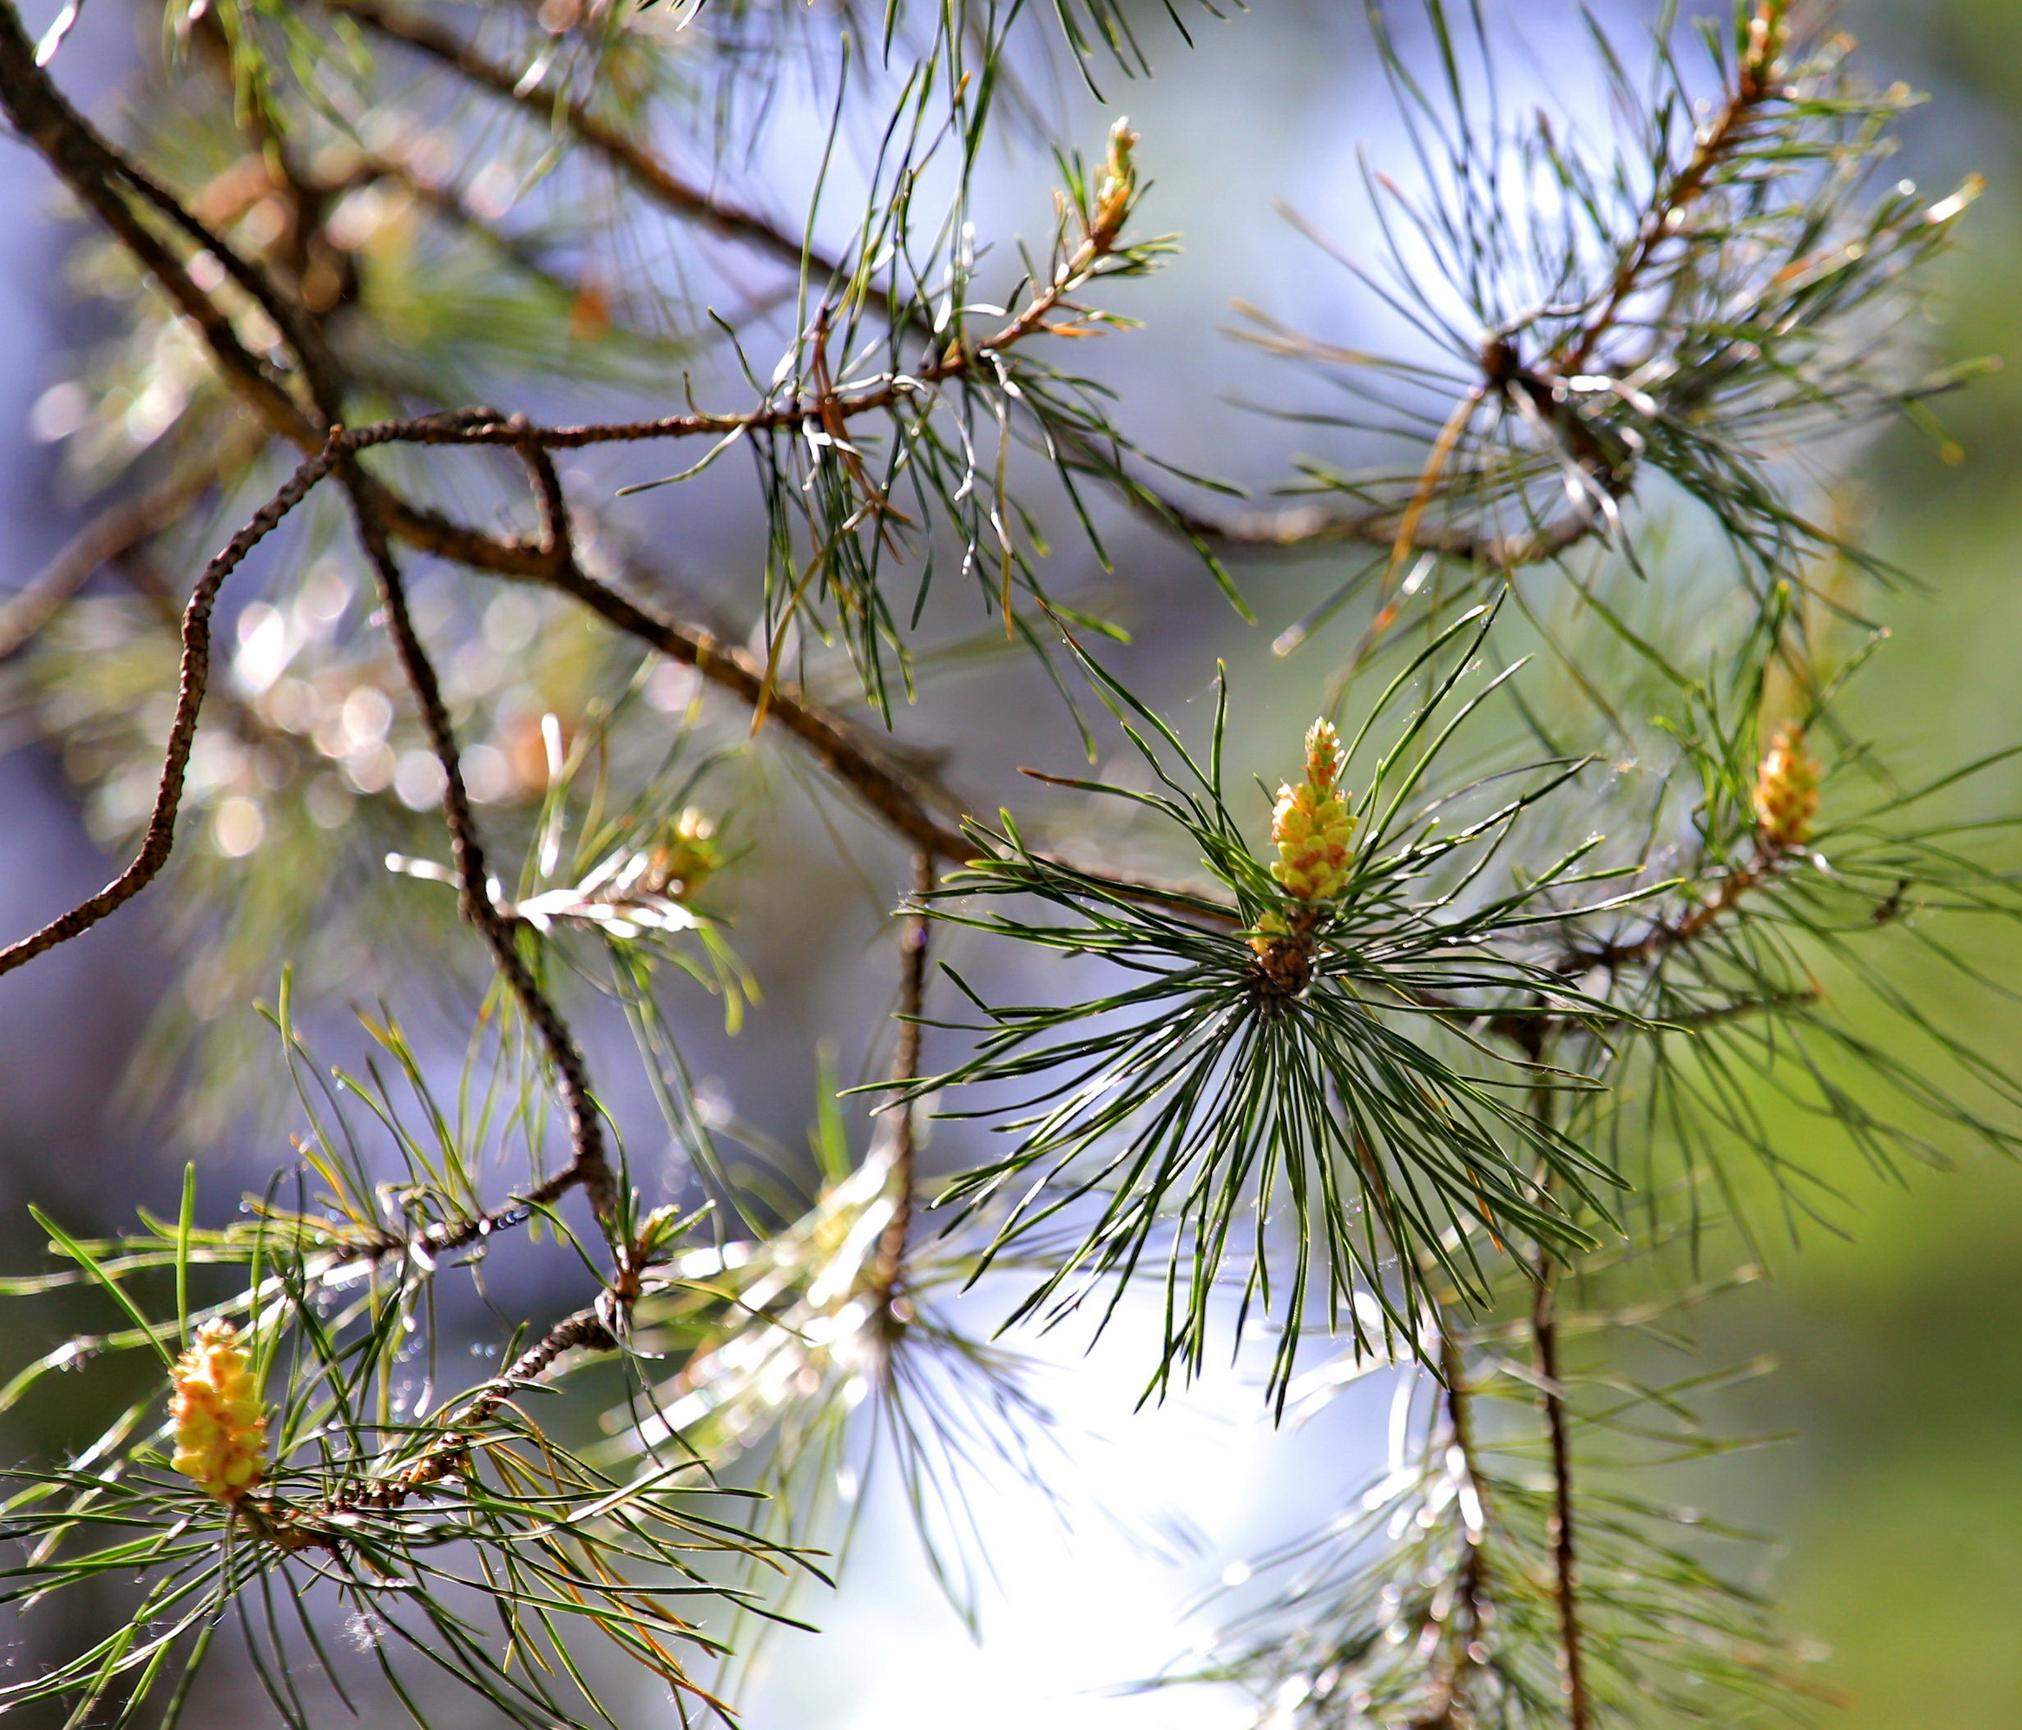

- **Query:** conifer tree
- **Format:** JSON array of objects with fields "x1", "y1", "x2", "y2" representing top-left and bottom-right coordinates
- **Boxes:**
[{"x1": 0, "y1": 1, "x2": 2011, "y2": 1725}]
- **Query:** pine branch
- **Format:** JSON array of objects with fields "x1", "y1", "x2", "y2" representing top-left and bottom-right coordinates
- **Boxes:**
[
  {"x1": 0, "y1": 448, "x2": 241, "y2": 665},
  {"x1": 326, "y1": 0, "x2": 811, "y2": 274},
  {"x1": 323, "y1": 1300, "x2": 620, "y2": 1518},
  {"x1": 1180, "y1": 0, "x2": 1978, "y2": 597},
  {"x1": 0, "y1": 17, "x2": 1207, "y2": 911},
  {"x1": 1572, "y1": 842, "x2": 1789, "y2": 973},
  {"x1": 343, "y1": 1161, "x2": 590, "y2": 1270},
  {"x1": 337, "y1": 191, "x2": 1146, "y2": 457},
  {"x1": 329, "y1": 450, "x2": 623, "y2": 1244},
  {"x1": 0, "y1": 5, "x2": 2009, "y2": 1725},
  {"x1": 1411, "y1": 1325, "x2": 1495, "y2": 1730},
  {"x1": 871, "y1": 850, "x2": 937, "y2": 1314},
  {"x1": 1530, "y1": 1257, "x2": 1591, "y2": 1730},
  {"x1": 0, "y1": 438, "x2": 342, "y2": 976},
  {"x1": 1557, "y1": 0, "x2": 1790, "y2": 376}
]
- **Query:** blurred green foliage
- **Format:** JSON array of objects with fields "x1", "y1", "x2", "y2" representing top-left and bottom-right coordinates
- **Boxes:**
[{"x1": 1722, "y1": 4, "x2": 2022, "y2": 1720}]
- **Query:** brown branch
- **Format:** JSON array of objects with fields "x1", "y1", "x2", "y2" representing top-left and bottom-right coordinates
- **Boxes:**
[
  {"x1": 567, "y1": 556, "x2": 974, "y2": 861},
  {"x1": 480, "y1": 1298, "x2": 618, "y2": 1408},
  {"x1": 492, "y1": 411, "x2": 976, "y2": 862},
  {"x1": 329, "y1": 448, "x2": 621, "y2": 1242},
  {"x1": 0, "y1": 454, "x2": 236, "y2": 665},
  {"x1": 1411, "y1": 1324, "x2": 1495, "y2": 1730},
  {"x1": 0, "y1": 438, "x2": 343, "y2": 978},
  {"x1": 1571, "y1": 842, "x2": 1790, "y2": 975},
  {"x1": 326, "y1": 0, "x2": 811, "y2": 277},
  {"x1": 1531, "y1": 1258, "x2": 1590, "y2": 1730},
  {"x1": 1155, "y1": 471, "x2": 1627, "y2": 570},
  {"x1": 230, "y1": 444, "x2": 648, "y2": 1528},
  {"x1": 299, "y1": 1296, "x2": 619, "y2": 1528},
  {"x1": 345, "y1": 1161, "x2": 588, "y2": 1270},
  {"x1": 517, "y1": 512, "x2": 1256, "y2": 918},
  {"x1": 1142, "y1": 3, "x2": 1793, "y2": 565},
  {"x1": 871, "y1": 850, "x2": 936, "y2": 1314},
  {"x1": 333, "y1": 198, "x2": 1132, "y2": 458},
  {"x1": 1557, "y1": 0, "x2": 1789, "y2": 377},
  {"x1": 1523, "y1": 1069, "x2": 1590, "y2": 1730}
]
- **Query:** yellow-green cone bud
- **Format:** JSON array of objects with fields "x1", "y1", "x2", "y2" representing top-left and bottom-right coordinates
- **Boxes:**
[
  {"x1": 645, "y1": 806, "x2": 720, "y2": 899},
  {"x1": 1246, "y1": 908, "x2": 1289, "y2": 957},
  {"x1": 1270, "y1": 719, "x2": 1354, "y2": 902},
  {"x1": 1092, "y1": 118, "x2": 1139, "y2": 245},
  {"x1": 170, "y1": 1319, "x2": 267, "y2": 1504},
  {"x1": 1753, "y1": 725, "x2": 1819, "y2": 850}
]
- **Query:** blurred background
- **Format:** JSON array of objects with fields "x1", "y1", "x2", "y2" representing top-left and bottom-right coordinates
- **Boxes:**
[{"x1": 0, "y1": 1, "x2": 2017, "y2": 1725}]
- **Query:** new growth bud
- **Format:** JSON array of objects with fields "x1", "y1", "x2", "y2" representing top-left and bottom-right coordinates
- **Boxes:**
[
  {"x1": 642, "y1": 807, "x2": 720, "y2": 899},
  {"x1": 1247, "y1": 908, "x2": 1289, "y2": 957},
  {"x1": 1740, "y1": 0, "x2": 1790, "y2": 97},
  {"x1": 1270, "y1": 718, "x2": 1355, "y2": 902},
  {"x1": 1091, "y1": 117, "x2": 1139, "y2": 247},
  {"x1": 170, "y1": 1319, "x2": 267, "y2": 1504},
  {"x1": 1753, "y1": 725, "x2": 1819, "y2": 851}
]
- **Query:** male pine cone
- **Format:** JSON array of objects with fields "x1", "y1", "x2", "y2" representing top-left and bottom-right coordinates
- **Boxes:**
[
  {"x1": 1754, "y1": 725, "x2": 1820, "y2": 850},
  {"x1": 170, "y1": 1319, "x2": 267, "y2": 1503},
  {"x1": 1270, "y1": 718, "x2": 1354, "y2": 903}
]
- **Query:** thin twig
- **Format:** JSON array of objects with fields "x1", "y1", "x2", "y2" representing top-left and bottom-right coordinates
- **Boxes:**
[
  {"x1": 1412, "y1": 1322, "x2": 1494, "y2": 1729},
  {"x1": 1571, "y1": 844, "x2": 1788, "y2": 974},
  {"x1": 328, "y1": 0, "x2": 811, "y2": 275},
  {"x1": 1531, "y1": 1259, "x2": 1589, "y2": 1730},
  {"x1": 871, "y1": 850, "x2": 936, "y2": 1314},
  {"x1": 329, "y1": 449, "x2": 621, "y2": 1242},
  {"x1": 0, "y1": 439, "x2": 343, "y2": 978},
  {"x1": 1557, "y1": 0, "x2": 1789, "y2": 376},
  {"x1": 1526, "y1": 1077, "x2": 1591, "y2": 1730},
  {"x1": 313, "y1": 204, "x2": 1132, "y2": 458},
  {"x1": 345, "y1": 1162, "x2": 588, "y2": 1270},
  {"x1": 306, "y1": 1298, "x2": 619, "y2": 1525},
  {"x1": 500, "y1": 412, "x2": 975, "y2": 860},
  {"x1": 0, "y1": 453, "x2": 236, "y2": 665}
]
